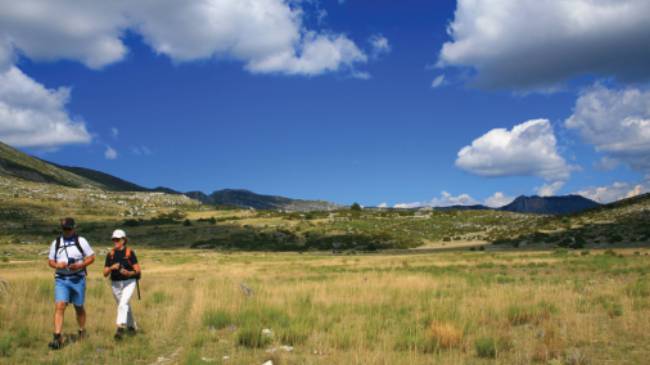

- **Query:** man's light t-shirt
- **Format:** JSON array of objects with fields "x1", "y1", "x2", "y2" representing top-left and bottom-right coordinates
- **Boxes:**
[{"x1": 48, "y1": 236, "x2": 95, "y2": 276}]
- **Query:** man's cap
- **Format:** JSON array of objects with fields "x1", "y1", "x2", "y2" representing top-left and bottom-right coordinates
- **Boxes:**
[
  {"x1": 61, "y1": 217, "x2": 76, "y2": 229},
  {"x1": 112, "y1": 229, "x2": 127, "y2": 239}
]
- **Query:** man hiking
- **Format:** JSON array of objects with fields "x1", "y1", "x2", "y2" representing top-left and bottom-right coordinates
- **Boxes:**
[
  {"x1": 47, "y1": 218, "x2": 95, "y2": 350},
  {"x1": 103, "y1": 229, "x2": 141, "y2": 340}
]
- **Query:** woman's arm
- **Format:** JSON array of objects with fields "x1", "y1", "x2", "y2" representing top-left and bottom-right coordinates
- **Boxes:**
[
  {"x1": 104, "y1": 262, "x2": 120, "y2": 278},
  {"x1": 132, "y1": 263, "x2": 141, "y2": 276}
]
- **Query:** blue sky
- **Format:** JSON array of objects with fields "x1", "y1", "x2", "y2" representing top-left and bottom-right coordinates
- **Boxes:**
[{"x1": 1, "y1": 0, "x2": 649, "y2": 207}]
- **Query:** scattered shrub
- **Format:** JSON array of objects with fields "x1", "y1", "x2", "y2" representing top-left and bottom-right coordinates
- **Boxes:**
[
  {"x1": 0, "y1": 334, "x2": 11, "y2": 357},
  {"x1": 151, "y1": 291, "x2": 168, "y2": 304},
  {"x1": 475, "y1": 336, "x2": 511, "y2": 358},
  {"x1": 203, "y1": 309, "x2": 232, "y2": 330},
  {"x1": 507, "y1": 301, "x2": 557, "y2": 325},
  {"x1": 625, "y1": 279, "x2": 650, "y2": 298},
  {"x1": 237, "y1": 326, "x2": 271, "y2": 348}
]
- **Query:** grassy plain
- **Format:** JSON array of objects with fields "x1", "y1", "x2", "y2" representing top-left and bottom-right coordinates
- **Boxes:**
[{"x1": 2, "y1": 245, "x2": 650, "y2": 364}]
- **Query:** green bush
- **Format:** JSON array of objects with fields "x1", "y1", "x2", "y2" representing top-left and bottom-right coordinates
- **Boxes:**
[
  {"x1": 203, "y1": 309, "x2": 232, "y2": 329},
  {"x1": 507, "y1": 301, "x2": 557, "y2": 325},
  {"x1": 0, "y1": 334, "x2": 12, "y2": 357},
  {"x1": 151, "y1": 291, "x2": 168, "y2": 305},
  {"x1": 237, "y1": 326, "x2": 271, "y2": 348},
  {"x1": 475, "y1": 336, "x2": 512, "y2": 358},
  {"x1": 625, "y1": 279, "x2": 650, "y2": 298}
]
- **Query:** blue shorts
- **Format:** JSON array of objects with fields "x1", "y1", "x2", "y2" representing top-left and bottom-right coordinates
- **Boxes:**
[{"x1": 54, "y1": 275, "x2": 86, "y2": 307}]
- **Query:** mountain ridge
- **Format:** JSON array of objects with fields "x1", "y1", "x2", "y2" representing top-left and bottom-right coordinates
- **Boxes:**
[{"x1": 500, "y1": 194, "x2": 601, "y2": 215}]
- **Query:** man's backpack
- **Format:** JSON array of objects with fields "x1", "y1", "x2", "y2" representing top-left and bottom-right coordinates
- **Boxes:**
[
  {"x1": 109, "y1": 247, "x2": 141, "y2": 279},
  {"x1": 54, "y1": 235, "x2": 87, "y2": 275}
]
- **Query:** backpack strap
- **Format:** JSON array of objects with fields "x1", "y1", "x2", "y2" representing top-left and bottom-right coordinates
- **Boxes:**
[
  {"x1": 73, "y1": 235, "x2": 86, "y2": 258},
  {"x1": 73, "y1": 235, "x2": 88, "y2": 275},
  {"x1": 109, "y1": 247, "x2": 132, "y2": 265},
  {"x1": 54, "y1": 236, "x2": 62, "y2": 261}
]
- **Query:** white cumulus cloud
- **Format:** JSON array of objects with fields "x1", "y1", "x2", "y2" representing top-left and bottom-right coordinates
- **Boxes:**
[
  {"x1": 431, "y1": 75, "x2": 446, "y2": 89},
  {"x1": 456, "y1": 119, "x2": 572, "y2": 183},
  {"x1": 565, "y1": 85, "x2": 650, "y2": 174},
  {"x1": 0, "y1": 0, "x2": 369, "y2": 76},
  {"x1": 369, "y1": 34, "x2": 390, "y2": 58},
  {"x1": 537, "y1": 181, "x2": 565, "y2": 197},
  {"x1": 483, "y1": 192, "x2": 514, "y2": 208},
  {"x1": 104, "y1": 145, "x2": 117, "y2": 160},
  {"x1": 576, "y1": 180, "x2": 650, "y2": 204},
  {"x1": 438, "y1": 0, "x2": 650, "y2": 90},
  {"x1": 0, "y1": 0, "x2": 374, "y2": 149},
  {"x1": 394, "y1": 191, "x2": 480, "y2": 209},
  {"x1": 0, "y1": 67, "x2": 91, "y2": 148}
]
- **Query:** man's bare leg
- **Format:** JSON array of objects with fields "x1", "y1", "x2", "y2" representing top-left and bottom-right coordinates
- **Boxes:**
[{"x1": 54, "y1": 302, "x2": 66, "y2": 335}]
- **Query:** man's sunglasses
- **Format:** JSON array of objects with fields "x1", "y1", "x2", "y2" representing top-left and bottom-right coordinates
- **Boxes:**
[{"x1": 112, "y1": 238, "x2": 123, "y2": 242}]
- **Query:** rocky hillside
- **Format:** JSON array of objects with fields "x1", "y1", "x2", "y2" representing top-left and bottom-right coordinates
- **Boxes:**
[
  {"x1": 0, "y1": 142, "x2": 102, "y2": 188},
  {"x1": 493, "y1": 193, "x2": 649, "y2": 248}
]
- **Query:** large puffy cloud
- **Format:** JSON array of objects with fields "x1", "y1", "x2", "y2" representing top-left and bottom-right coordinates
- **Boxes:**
[
  {"x1": 0, "y1": 0, "x2": 370, "y2": 149},
  {"x1": 0, "y1": 1, "x2": 128, "y2": 69},
  {"x1": 438, "y1": 0, "x2": 650, "y2": 89},
  {"x1": 484, "y1": 192, "x2": 514, "y2": 208},
  {"x1": 456, "y1": 119, "x2": 572, "y2": 183},
  {"x1": 565, "y1": 85, "x2": 650, "y2": 173},
  {"x1": 536, "y1": 181, "x2": 565, "y2": 197},
  {"x1": 394, "y1": 191, "x2": 479, "y2": 209},
  {"x1": 394, "y1": 191, "x2": 517, "y2": 209},
  {"x1": 576, "y1": 180, "x2": 650, "y2": 204},
  {"x1": 0, "y1": 67, "x2": 91, "y2": 148},
  {"x1": 0, "y1": 0, "x2": 368, "y2": 76}
]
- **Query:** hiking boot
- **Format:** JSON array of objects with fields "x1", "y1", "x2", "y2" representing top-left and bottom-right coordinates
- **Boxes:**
[
  {"x1": 48, "y1": 334, "x2": 63, "y2": 350},
  {"x1": 126, "y1": 327, "x2": 137, "y2": 336},
  {"x1": 114, "y1": 327, "x2": 125, "y2": 341},
  {"x1": 77, "y1": 329, "x2": 87, "y2": 340}
]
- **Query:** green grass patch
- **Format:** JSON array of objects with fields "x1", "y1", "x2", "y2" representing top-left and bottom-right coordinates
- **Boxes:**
[
  {"x1": 202, "y1": 309, "x2": 232, "y2": 330},
  {"x1": 474, "y1": 336, "x2": 512, "y2": 358},
  {"x1": 506, "y1": 301, "x2": 557, "y2": 325}
]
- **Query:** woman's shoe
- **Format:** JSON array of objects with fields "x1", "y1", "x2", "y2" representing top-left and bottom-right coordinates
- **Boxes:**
[{"x1": 114, "y1": 327, "x2": 125, "y2": 341}]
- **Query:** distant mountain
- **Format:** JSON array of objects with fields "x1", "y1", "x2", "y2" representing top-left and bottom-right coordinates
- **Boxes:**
[
  {"x1": 0, "y1": 141, "x2": 182, "y2": 194},
  {"x1": 52, "y1": 164, "x2": 150, "y2": 192},
  {"x1": 500, "y1": 195, "x2": 601, "y2": 215},
  {"x1": 435, "y1": 204, "x2": 491, "y2": 212},
  {"x1": 0, "y1": 141, "x2": 103, "y2": 188},
  {"x1": 190, "y1": 188, "x2": 340, "y2": 212}
]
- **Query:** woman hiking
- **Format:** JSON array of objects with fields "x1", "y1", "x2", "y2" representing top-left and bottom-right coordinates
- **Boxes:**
[{"x1": 103, "y1": 229, "x2": 141, "y2": 340}]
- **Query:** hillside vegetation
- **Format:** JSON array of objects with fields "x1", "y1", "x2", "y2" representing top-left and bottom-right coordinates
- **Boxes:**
[{"x1": 2, "y1": 172, "x2": 648, "y2": 252}]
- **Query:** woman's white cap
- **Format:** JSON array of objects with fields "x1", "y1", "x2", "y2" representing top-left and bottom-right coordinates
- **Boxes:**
[{"x1": 111, "y1": 229, "x2": 127, "y2": 239}]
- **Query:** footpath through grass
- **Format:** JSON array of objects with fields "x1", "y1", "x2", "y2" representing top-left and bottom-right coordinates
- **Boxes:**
[{"x1": 1, "y1": 246, "x2": 650, "y2": 364}]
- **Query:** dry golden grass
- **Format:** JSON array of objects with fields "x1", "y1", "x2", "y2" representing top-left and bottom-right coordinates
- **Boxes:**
[
  {"x1": 427, "y1": 322, "x2": 463, "y2": 349},
  {"x1": 1, "y1": 246, "x2": 650, "y2": 364}
]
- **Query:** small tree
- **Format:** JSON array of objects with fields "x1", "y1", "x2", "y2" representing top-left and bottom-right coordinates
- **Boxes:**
[{"x1": 350, "y1": 202, "x2": 362, "y2": 211}]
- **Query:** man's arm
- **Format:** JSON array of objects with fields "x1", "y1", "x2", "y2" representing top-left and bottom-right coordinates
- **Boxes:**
[
  {"x1": 48, "y1": 259, "x2": 67, "y2": 270},
  {"x1": 47, "y1": 240, "x2": 66, "y2": 270},
  {"x1": 68, "y1": 255, "x2": 95, "y2": 271}
]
